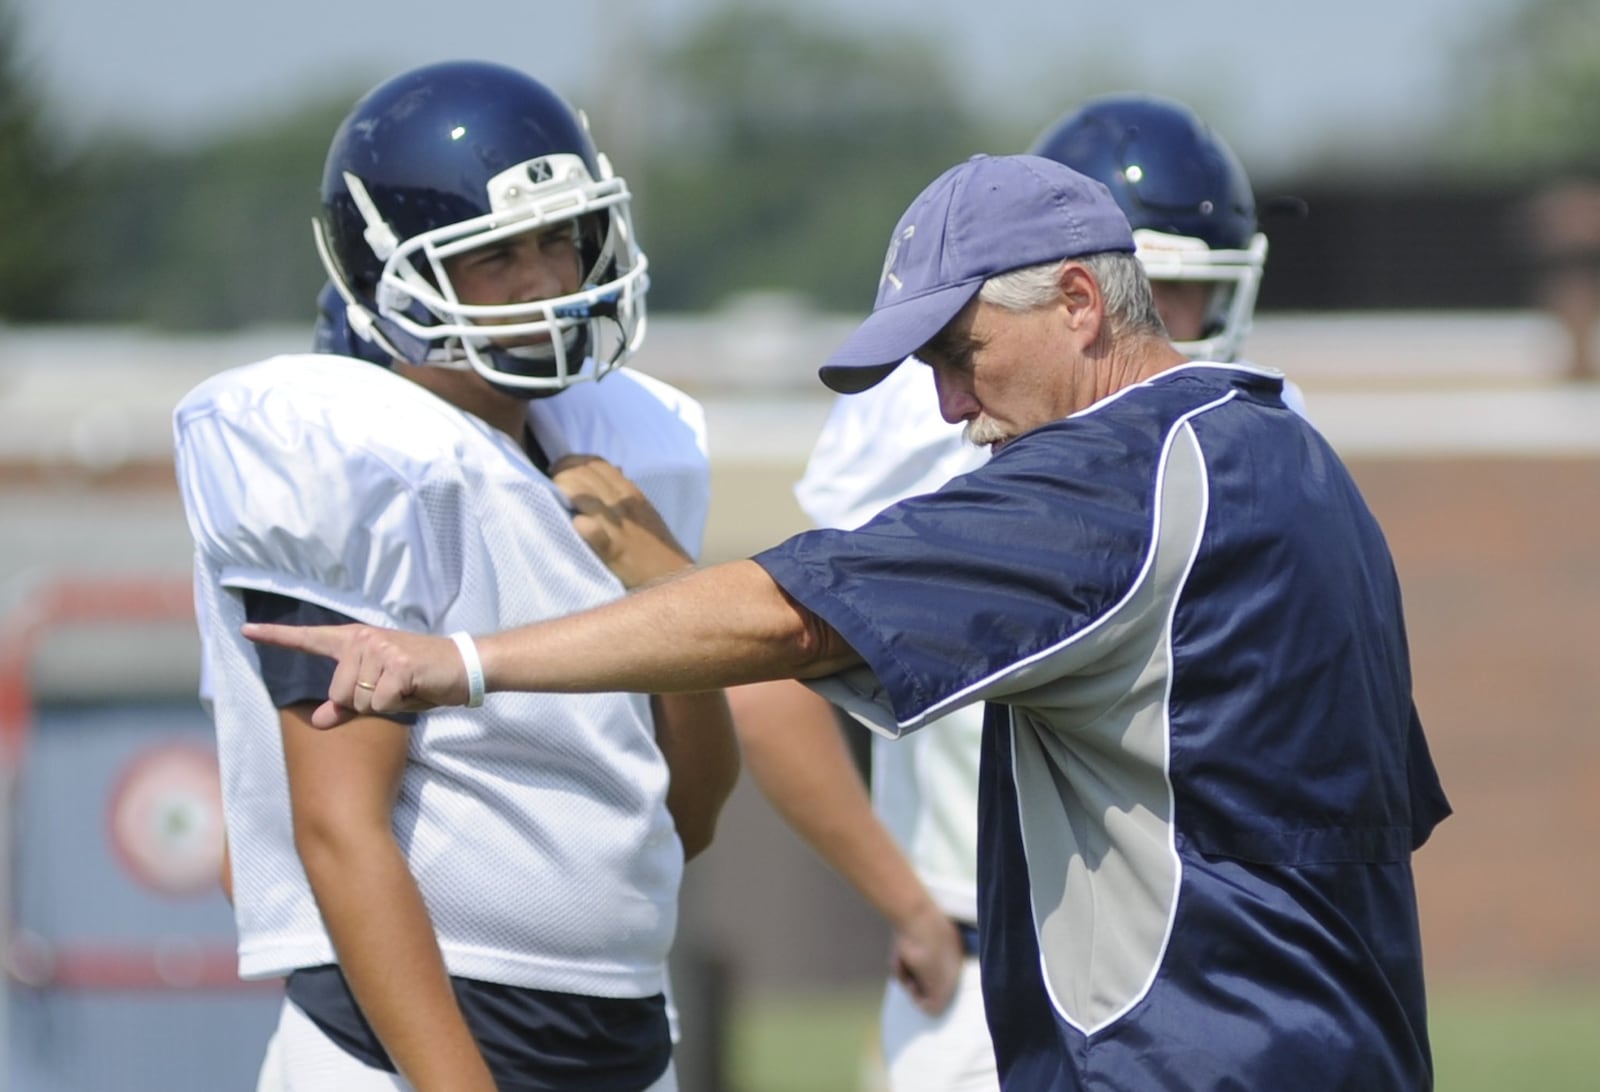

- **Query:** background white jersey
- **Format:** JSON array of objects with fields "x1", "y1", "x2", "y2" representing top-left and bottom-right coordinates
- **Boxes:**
[
  {"x1": 174, "y1": 353, "x2": 710, "y2": 998},
  {"x1": 794, "y1": 362, "x2": 985, "y2": 922}
]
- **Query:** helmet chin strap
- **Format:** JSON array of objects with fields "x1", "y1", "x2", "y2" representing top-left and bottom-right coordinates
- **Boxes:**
[{"x1": 472, "y1": 324, "x2": 592, "y2": 400}]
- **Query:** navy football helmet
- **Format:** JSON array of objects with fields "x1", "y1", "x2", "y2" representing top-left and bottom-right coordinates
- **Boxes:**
[
  {"x1": 1030, "y1": 93, "x2": 1265, "y2": 362},
  {"x1": 314, "y1": 60, "x2": 648, "y2": 393},
  {"x1": 312, "y1": 280, "x2": 388, "y2": 363}
]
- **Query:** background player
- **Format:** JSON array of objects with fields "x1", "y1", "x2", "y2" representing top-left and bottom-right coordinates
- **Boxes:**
[
  {"x1": 175, "y1": 60, "x2": 737, "y2": 1090},
  {"x1": 729, "y1": 92, "x2": 1302, "y2": 1092}
]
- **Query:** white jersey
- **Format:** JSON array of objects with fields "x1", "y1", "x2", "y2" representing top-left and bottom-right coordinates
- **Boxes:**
[
  {"x1": 794, "y1": 363, "x2": 986, "y2": 922},
  {"x1": 173, "y1": 353, "x2": 710, "y2": 998}
]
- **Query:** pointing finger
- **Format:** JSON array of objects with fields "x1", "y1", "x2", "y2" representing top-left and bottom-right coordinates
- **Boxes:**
[{"x1": 241, "y1": 621, "x2": 351, "y2": 659}]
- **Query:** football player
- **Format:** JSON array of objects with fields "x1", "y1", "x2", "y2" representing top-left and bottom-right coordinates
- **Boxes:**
[{"x1": 175, "y1": 60, "x2": 737, "y2": 1091}]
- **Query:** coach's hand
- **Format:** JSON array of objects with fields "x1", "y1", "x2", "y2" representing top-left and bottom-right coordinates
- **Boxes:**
[{"x1": 242, "y1": 622, "x2": 467, "y2": 728}]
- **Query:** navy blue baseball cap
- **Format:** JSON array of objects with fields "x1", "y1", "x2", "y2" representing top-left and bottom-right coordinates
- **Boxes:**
[{"x1": 819, "y1": 154, "x2": 1135, "y2": 394}]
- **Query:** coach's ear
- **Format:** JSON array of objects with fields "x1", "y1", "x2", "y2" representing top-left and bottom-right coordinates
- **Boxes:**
[{"x1": 1057, "y1": 261, "x2": 1105, "y2": 352}]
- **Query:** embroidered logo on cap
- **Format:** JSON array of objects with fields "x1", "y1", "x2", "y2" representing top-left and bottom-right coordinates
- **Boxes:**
[{"x1": 879, "y1": 225, "x2": 916, "y2": 294}]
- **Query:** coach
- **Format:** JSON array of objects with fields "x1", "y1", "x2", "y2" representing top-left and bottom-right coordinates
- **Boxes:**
[{"x1": 251, "y1": 153, "x2": 1452, "y2": 1091}]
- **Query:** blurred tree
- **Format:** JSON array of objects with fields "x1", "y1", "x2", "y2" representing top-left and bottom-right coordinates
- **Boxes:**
[
  {"x1": 1438, "y1": 0, "x2": 1600, "y2": 378},
  {"x1": 69, "y1": 94, "x2": 354, "y2": 329},
  {"x1": 628, "y1": 4, "x2": 1001, "y2": 312},
  {"x1": 13, "y1": 6, "x2": 1006, "y2": 328},
  {"x1": 1445, "y1": 0, "x2": 1600, "y2": 179},
  {"x1": 0, "y1": 0, "x2": 80, "y2": 320}
]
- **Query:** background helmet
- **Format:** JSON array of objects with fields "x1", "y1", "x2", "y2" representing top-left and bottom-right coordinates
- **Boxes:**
[
  {"x1": 1030, "y1": 93, "x2": 1265, "y2": 362},
  {"x1": 315, "y1": 60, "x2": 648, "y2": 394}
]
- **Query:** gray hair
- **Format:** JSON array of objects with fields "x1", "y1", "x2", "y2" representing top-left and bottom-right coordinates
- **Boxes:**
[{"x1": 978, "y1": 252, "x2": 1166, "y2": 339}]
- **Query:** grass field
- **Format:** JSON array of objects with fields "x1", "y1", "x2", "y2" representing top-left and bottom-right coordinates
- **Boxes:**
[
  {"x1": 729, "y1": 988, "x2": 881, "y2": 1092},
  {"x1": 727, "y1": 984, "x2": 1600, "y2": 1092},
  {"x1": 1430, "y1": 987, "x2": 1600, "y2": 1091}
]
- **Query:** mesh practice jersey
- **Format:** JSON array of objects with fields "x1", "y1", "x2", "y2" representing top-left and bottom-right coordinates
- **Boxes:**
[
  {"x1": 174, "y1": 353, "x2": 709, "y2": 999},
  {"x1": 794, "y1": 362, "x2": 987, "y2": 922},
  {"x1": 758, "y1": 364, "x2": 1451, "y2": 1090}
]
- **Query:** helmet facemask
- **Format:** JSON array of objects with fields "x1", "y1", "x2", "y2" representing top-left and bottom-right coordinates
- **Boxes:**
[
  {"x1": 316, "y1": 152, "x2": 648, "y2": 396},
  {"x1": 1133, "y1": 229, "x2": 1267, "y2": 364}
]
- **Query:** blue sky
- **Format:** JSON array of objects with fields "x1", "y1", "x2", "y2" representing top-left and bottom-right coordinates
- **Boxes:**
[{"x1": 16, "y1": 0, "x2": 1520, "y2": 179}]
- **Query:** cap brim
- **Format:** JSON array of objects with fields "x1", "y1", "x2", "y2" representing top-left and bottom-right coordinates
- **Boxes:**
[
  {"x1": 817, "y1": 360, "x2": 901, "y2": 395},
  {"x1": 818, "y1": 281, "x2": 980, "y2": 394}
]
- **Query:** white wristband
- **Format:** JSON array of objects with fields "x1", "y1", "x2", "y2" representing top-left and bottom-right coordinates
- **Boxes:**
[{"x1": 449, "y1": 631, "x2": 486, "y2": 708}]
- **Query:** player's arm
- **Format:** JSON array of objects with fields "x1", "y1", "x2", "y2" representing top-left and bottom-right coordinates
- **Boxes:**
[
  {"x1": 553, "y1": 454, "x2": 741, "y2": 860},
  {"x1": 651, "y1": 692, "x2": 740, "y2": 860},
  {"x1": 248, "y1": 590, "x2": 493, "y2": 1090},
  {"x1": 729, "y1": 680, "x2": 963, "y2": 1014},
  {"x1": 219, "y1": 832, "x2": 233, "y2": 905},
  {"x1": 281, "y1": 702, "x2": 495, "y2": 1092}
]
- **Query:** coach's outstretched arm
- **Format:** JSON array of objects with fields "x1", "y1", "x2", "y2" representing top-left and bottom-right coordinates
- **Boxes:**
[{"x1": 244, "y1": 559, "x2": 862, "y2": 729}]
